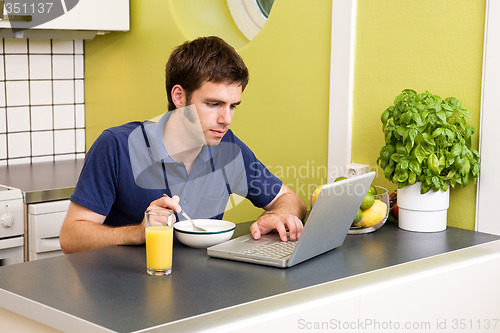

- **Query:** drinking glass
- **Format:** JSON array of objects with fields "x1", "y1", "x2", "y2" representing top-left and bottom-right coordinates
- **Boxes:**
[{"x1": 145, "y1": 209, "x2": 175, "y2": 276}]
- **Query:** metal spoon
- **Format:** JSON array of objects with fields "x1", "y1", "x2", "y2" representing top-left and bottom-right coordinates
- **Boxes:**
[
  {"x1": 179, "y1": 209, "x2": 207, "y2": 232},
  {"x1": 163, "y1": 194, "x2": 207, "y2": 232}
]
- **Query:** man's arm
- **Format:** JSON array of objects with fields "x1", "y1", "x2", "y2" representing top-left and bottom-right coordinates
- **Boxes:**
[
  {"x1": 250, "y1": 183, "x2": 307, "y2": 242},
  {"x1": 60, "y1": 196, "x2": 181, "y2": 254},
  {"x1": 59, "y1": 203, "x2": 145, "y2": 254}
]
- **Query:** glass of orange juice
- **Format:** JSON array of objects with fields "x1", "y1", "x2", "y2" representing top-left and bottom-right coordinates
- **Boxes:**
[{"x1": 145, "y1": 209, "x2": 175, "y2": 276}]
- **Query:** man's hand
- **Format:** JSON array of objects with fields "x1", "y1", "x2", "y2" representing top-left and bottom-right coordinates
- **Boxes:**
[
  {"x1": 250, "y1": 212, "x2": 303, "y2": 242},
  {"x1": 250, "y1": 183, "x2": 306, "y2": 242},
  {"x1": 147, "y1": 194, "x2": 181, "y2": 216}
]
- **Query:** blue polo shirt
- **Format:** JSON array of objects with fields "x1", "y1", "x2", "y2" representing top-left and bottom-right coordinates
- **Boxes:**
[{"x1": 70, "y1": 112, "x2": 282, "y2": 226}]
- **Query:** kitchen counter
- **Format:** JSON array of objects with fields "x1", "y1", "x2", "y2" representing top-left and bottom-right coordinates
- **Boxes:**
[
  {"x1": 0, "y1": 222, "x2": 499, "y2": 332},
  {"x1": 0, "y1": 159, "x2": 84, "y2": 203}
]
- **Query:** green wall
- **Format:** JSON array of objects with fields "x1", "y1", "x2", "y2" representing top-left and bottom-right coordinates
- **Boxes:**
[
  {"x1": 85, "y1": 0, "x2": 332, "y2": 222},
  {"x1": 85, "y1": 0, "x2": 485, "y2": 229},
  {"x1": 351, "y1": 0, "x2": 485, "y2": 230}
]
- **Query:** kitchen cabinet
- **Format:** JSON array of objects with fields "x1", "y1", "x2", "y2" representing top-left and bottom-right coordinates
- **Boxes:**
[
  {"x1": 0, "y1": 0, "x2": 129, "y2": 39},
  {"x1": 0, "y1": 159, "x2": 84, "y2": 262},
  {"x1": 27, "y1": 200, "x2": 69, "y2": 261}
]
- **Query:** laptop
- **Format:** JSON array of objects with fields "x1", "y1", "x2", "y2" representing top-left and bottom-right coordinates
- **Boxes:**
[{"x1": 207, "y1": 171, "x2": 376, "y2": 268}]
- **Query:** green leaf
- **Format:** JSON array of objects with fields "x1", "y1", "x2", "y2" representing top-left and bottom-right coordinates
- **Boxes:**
[
  {"x1": 397, "y1": 170, "x2": 409, "y2": 183},
  {"x1": 432, "y1": 128, "x2": 444, "y2": 138},
  {"x1": 462, "y1": 173, "x2": 470, "y2": 186},
  {"x1": 450, "y1": 144, "x2": 462, "y2": 157},
  {"x1": 436, "y1": 111, "x2": 446, "y2": 122},
  {"x1": 411, "y1": 112, "x2": 422, "y2": 125},
  {"x1": 431, "y1": 176, "x2": 441, "y2": 190},
  {"x1": 444, "y1": 129, "x2": 455, "y2": 142},
  {"x1": 402, "y1": 128, "x2": 409, "y2": 143},
  {"x1": 457, "y1": 107, "x2": 471, "y2": 118},
  {"x1": 396, "y1": 143, "x2": 407, "y2": 155},
  {"x1": 399, "y1": 158, "x2": 409, "y2": 170},
  {"x1": 420, "y1": 182, "x2": 431, "y2": 194},
  {"x1": 414, "y1": 145, "x2": 427, "y2": 164},
  {"x1": 390, "y1": 153, "x2": 402, "y2": 163},
  {"x1": 381, "y1": 109, "x2": 391, "y2": 125},
  {"x1": 461, "y1": 159, "x2": 471, "y2": 175},
  {"x1": 409, "y1": 159, "x2": 421, "y2": 175},
  {"x1": 472, "y1": 162, "x2": 481, "y2": 176},
  {"x1": 444, "y1": 170, "x2": 456, "y2": 180},
  {"x1": 404, "y1": 139, "x2": 413, "y2": 153},
  {"x1": 408, "y1": 128, "x2": 418, "y2": 143},
  {"x1": 464, "y1": 125, "x2": 474, "y2": 138},
  {"x1": 396, "y1": 126, "x2": 406, "y2": 138},
  {"x1": 442, "y1": 102, "x2": 453, "y2": 111},
  {"x1": 438, "y1": 155, "x2": 446, "y2": 169},
  {"x1": 427, "y1": 153, "x2": 440, "y2": 174},
  {"x1": 422, "y1": 133, "x2": 436, "y2": 146},
  {"x1": 408, "y1": 171, "x2": 417, "y2": 185}
]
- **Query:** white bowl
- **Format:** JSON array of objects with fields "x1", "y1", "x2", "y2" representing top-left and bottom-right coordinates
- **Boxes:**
[{"x1": 173, "y1": 219, "x2": 236, "y2": 248}]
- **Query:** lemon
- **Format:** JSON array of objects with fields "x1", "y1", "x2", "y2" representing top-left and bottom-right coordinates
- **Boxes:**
[
  {"x1": 357, "y1": 199, "x2": 387, "y2": 228},
  {"x1": 311, "y1": 185, "x2": 322, "y2": 207},
  {"x1": 360, "y1": 192, "x2": 375, "y2": 211},
  {"x1": 352, "y1": 208, "x2": 363, "y2": 226}
]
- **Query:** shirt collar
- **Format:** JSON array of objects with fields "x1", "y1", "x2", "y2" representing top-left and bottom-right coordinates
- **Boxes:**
[{"x1": 143, "y1": 111, "x2": 215, "y2": 165}]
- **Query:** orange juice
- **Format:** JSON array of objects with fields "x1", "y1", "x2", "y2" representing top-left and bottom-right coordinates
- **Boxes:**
[{"x1": 146, "y1": 226, "x2": 173, "y2": 274}]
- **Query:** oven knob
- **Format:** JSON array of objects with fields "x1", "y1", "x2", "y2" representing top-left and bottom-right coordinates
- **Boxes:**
[{"x1": 1, "y1": 213, "x2": 14, "y2": 228}]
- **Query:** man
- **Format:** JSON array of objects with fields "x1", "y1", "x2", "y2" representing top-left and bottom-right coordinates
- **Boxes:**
[{"x1": 60, "y1": 36, "x2": 306, "y2": 254}]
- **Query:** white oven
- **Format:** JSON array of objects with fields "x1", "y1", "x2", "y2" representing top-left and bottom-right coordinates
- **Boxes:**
[
  {"x1": 0, "y1": 185, "x2": 24, "y2": 267},
  {"x1": 28, "y1": 199, "x2": 70, "y2": 261}
]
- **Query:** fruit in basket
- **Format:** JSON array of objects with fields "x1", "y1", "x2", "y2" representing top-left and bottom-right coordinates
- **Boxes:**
[
  {"x1": 311, "y1": 185, "x2": 322, "y2": 207},
  {"x1": 368, "y1": 185, "x2": 377, "y2": 196},
  {"x1": 355, "y1": 199, "x2": 388, "y2": 228},
  {"x1": 360, "y1": 191, "x2": 375, "y2": 211},
  {"x1": 312, "y1": 176, "x2": 347, "y2": 207},
  {"x1": 352, "y1": 208, "x2": 363, "y2": 226}
]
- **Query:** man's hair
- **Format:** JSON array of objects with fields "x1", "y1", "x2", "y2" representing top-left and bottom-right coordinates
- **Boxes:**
[{"x1": 165, "y1": 36, "x2": 249, "y2": 111}]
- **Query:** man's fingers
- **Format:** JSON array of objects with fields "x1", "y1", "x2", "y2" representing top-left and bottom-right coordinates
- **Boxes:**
[{"x1": 250, "y1": 223, "x2": 261, "y2": 239}]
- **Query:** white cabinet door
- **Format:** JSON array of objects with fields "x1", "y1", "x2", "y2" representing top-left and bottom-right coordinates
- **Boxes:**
[{"x1": 0, "y1": 0, "x2": 129, "y2": 31}]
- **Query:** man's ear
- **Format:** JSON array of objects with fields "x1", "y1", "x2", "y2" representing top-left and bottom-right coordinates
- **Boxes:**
[{"x1": 171, "y1": 85, "x2": 186, "y2": 108}]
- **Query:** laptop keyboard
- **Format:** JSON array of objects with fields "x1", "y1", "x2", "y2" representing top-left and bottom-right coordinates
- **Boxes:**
[{"x1": 241, "y1": 240, "x2": 297, "y2": 259}]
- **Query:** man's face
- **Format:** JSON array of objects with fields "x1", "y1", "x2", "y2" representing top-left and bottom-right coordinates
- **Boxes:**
[{"x1": 186, "y1": 80, "x2": 242, "y2": 146}]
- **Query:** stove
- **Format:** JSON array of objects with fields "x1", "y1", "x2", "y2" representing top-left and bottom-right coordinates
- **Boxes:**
[{"x1": 0, "y1": 185, "x2": 24, "y2": 266}]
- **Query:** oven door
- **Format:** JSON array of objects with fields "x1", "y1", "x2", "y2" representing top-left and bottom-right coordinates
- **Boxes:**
[{"x1": 0, "y1": 237, "x2": 24, "y2": 267}]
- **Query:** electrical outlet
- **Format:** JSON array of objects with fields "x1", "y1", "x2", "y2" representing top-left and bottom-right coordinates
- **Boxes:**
[{"x1": 346, "y1": 163, "x2": 370, "y2": 178}]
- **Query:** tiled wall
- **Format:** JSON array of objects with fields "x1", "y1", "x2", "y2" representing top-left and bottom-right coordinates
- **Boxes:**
[{"x1": 0, "y1": 38, "x2": 85, "y2": 166}]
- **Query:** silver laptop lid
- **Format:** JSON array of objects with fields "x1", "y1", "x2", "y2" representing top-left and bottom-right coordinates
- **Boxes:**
[
  {"x1": 207, "y1": 172, "x2": 376, "y2": 267},
  {"x1": 286, "y1": 171, "x2": 375, "y2": 266}
]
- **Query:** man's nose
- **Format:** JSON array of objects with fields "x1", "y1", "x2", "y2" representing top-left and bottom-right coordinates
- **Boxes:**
[{"x1": 218, "y1": 107, "x2": 232, "y2": 125}]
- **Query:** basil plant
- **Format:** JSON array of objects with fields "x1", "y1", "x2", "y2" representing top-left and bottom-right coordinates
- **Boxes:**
[{"x1": 377, "y1": 89, "x2": 480, "y2": 194}]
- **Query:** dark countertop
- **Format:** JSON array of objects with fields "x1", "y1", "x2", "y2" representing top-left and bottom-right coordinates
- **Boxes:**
[
  {"x1": 0, "y1": 159, "x2": 84, "y2": 203},
  {"x1": 0, "y1": 222, "x2": 499, "y2": 332}
]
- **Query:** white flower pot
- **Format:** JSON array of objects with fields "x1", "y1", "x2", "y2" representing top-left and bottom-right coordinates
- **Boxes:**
[{"x1": 397, "y1": 182, "x2": 449, "y2": 232}]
